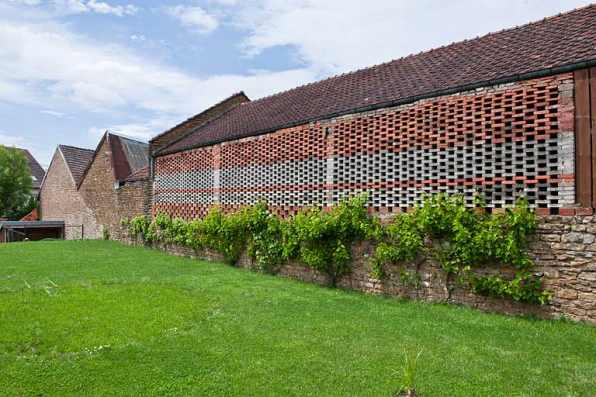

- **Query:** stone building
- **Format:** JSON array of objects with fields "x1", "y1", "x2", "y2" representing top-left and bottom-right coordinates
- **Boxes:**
[
  {"x1": 144, "y1": 6, "x2": 596, "y2": 322},
  {"x1": 39, "y1": 145, "x2": 97, "y2": 239},
  {"x1": 78, "y1": 132, "x2": 151, "y2": 240}
]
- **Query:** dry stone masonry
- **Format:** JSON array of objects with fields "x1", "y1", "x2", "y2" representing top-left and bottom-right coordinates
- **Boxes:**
[
  {"x1": 125, "y1": 214, "x2": 595, "y2": 323},
  {"x1": 144, "y1": 70, "x2": 596, "y2": 323}
]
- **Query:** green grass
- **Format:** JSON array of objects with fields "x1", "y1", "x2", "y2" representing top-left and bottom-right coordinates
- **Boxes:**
[{"x1": 0, "y1": 241, "x2": 594, "y2": 396}]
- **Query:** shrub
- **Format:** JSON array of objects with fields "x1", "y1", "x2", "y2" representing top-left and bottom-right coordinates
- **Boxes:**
[
  {"x1": 370, "y1": 194, "x2": 550, "y2": 304},
  {"x1": 284, "y1": 195, "x2": 377, "y2": 285},
  {"x1": 121, "y1": 193, "x2": 550, "y2": 303}
]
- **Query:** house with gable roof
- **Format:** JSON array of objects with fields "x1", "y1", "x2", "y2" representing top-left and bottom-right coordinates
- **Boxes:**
[
  {"x1": 40, "y1": 131, "x2": 152, "y2": 239},
  {"x1": 77, "y1": 131, "x2": 151, "y2": 240},
  {"x1": 39, "y1": 144, "x2": 98, "y2": 239},
  {"x1": 0, "y1": 145, "x2": 46, "y2": 196}
]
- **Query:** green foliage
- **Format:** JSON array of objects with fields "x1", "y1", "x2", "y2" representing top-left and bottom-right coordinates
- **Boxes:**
[
  {"x1": 467, "y1": 271, "x2": 551, "y2": 305},
  {"x1": 103, "y1": 228, "x2": 110, "y2": 241},
  {"x1": 122, "y1": 202, "x2": 285, "y2": 270},
  {"x1": 402, "y1": 348, "x2": 423, "y2": 395},
  {"x1": 122, "y1": 196, "x2": 373, "y2": 282},
  {"x1": 369, "y1": 213, "x2": 425, "y2": 280},
  {"x1": 283, "y1": 195, "x2": 375, "y2": 284},
  {"x1": 0, "y1": 146, "x2": 34, "y2": 219},
  {"x1": 371, "y1": 193, "x2": 550, "y2": 304},
  {"x1": 122, "y1": 193, "x2": 548, "y2": 302},
  {"x1": 9, "y1": 195, "x2": 38, "y2": 221},
  {"x1": 121, "y1": 215, "x2": 157, "y2": 242}
]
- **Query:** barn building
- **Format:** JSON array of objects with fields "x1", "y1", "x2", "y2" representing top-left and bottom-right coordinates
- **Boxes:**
[
  {"x1": 39, "y1": 145, "x2": 97, "y2": 239},
  {"x1": 77, "y1": 132, "x2": 152, "y2": 240},
  {"x1": 39, "y1": 132, "x2": 152, "y2": 240},
  {"x1": 151, "y1": 6, "x2": 596, "y2": 220}
]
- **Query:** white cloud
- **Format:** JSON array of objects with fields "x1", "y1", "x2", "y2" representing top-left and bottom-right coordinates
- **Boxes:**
[
  {"x1": 227, "y1": 0, "x2": 594, "y2": 74},
  {"x1": 0, "y1": 130, "x2": 30, "y2": 147},
  {"x1": 3, "y1": 0, "x2": 42, "y2": 5},
  {"x1": 88, "y1": 115, "x2": 181, "y2": 141},
  {"x1": 86, "y1": 0, "x2": 137, "y2": 17},
  {"x1": 51, "y1": 0, "x2": 91, "y2": 14},
  {"x1": 40, "y1": 109, "x2": 66, "y2": 117},
  {"x1": 166, "y1": 5, "x2": 219, "y2": 34},
  {"x1": 0, "y1": 14, "x2": 317, "y2": 116},
  {"x1": 0, "y1": 130, "x2": 51, "y2": 168},
  {"x1": 51, "y1": 0, "x2": 138, "y2": 17}
]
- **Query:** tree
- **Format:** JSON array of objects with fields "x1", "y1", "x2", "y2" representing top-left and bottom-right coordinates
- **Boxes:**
[{"x1": 0, "y1": 146, "x2": 34, "y2": 220}]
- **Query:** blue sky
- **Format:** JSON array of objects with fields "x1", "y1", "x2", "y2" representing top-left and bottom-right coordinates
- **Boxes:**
[{"x1": 0, "y1": 0, "x2": 592, "y2": 167}]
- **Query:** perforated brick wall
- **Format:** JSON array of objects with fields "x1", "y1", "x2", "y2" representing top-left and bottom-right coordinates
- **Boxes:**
[{"x1": 154, "y1": 73, "x2": 576, "y2": 219}]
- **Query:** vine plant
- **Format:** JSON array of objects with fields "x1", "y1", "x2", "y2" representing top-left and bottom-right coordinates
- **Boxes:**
[
  {"x1": 370, "y1": 194, "x2": 551, "y2": 304},
  {"x1": 121, "y1": 193, "x2": 551, "y2": 304},
  {"x1": 121, "y1": 196, "x2": 373, "y2": 281}
]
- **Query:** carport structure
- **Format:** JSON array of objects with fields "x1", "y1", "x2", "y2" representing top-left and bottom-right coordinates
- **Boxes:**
[{"x1": 0, "y1": 221, "x2": 65, "y2": 243}]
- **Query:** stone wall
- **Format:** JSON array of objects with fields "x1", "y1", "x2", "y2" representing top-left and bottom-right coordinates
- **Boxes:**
[
  {"x1": 114, "y1": 179, "x2": 153, "y2": 240},
  {"x1": 123, "y1": 215, "x2": 595, "y2": 324},
  {"x1": 39, "y1": 150, "x2": 99, "y2": 239},
  {"x1": 79, "y1": 139, "x2": 152, "y2": 240}
]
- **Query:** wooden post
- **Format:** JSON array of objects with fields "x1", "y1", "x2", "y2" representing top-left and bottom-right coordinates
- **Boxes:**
[
  {"x1": 590, "y1": 67, "x2": 596, "y2": 207},
  {"x1": 574, "y1": 69, "x2": 591, "y2": 207}
]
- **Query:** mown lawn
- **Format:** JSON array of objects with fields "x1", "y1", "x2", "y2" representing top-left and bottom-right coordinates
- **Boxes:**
[{"x1": 0, "y1": 240, "x2": 594, "y2": 396}]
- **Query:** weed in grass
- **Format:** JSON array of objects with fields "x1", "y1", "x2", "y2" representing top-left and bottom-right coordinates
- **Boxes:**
[{"x1": 395, "y1": 348, "x2": 423, "y2": 397}]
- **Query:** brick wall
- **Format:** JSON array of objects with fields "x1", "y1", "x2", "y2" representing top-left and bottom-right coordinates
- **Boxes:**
[
  {"x1": 39, "y1": 150, "x2": 99, "y2": 239},
  {"x1": 154, "y1": 73, "x2": 576, "y2": 219},
  {"x1": 145, "y1": 71, "x2": 596, "y2": 322},
  {"x1": 79, "y1": 139, "x2": 153, "y2": 240},
  {"x1": 115, "y1": 179, "x2": 153, "y2": 240}
]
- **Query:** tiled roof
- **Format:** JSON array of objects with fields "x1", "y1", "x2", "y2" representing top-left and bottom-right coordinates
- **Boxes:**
[
  {"x1": 58, "y1": 145, "x2": 94, "y2": 185},
  {"x1": 158, "y1": 4, "x2": 596, "y2": 155},
  {"x1": 22, "y1": 149, "x2": 45, "y2": 188},
  {"x1": 122, "y1": 165, "x2": 150, "y2": 182},
  {"x1": 1, "y1": 146, "x2": 46, "y2": 187},
  {"x1": 76, "y1": 132, "x2": 150, "y2": 188},
  {"x1": 149, "y1": 92, "x2": 250, "y2": 154}
]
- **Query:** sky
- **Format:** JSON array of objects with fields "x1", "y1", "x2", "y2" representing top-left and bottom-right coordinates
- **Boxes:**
[{"x1": 0, "y1": 0, "x2": 593, "y2": 168}]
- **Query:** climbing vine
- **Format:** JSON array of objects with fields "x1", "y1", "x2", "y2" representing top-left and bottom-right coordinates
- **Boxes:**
[
  {"x1": 370, "y1": 194, "x2": 551, "y2": 304},
  {"x1": 121, "y1": 193, "x2": 551, "y2": 304},
  {"x1": 282, "y1": 195, "x2": 376, "y2": 285}
]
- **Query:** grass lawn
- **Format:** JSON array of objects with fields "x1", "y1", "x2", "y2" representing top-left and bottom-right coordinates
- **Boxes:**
[{"x1": 0, "y1": 240, "x2": 594, "y2": 396}]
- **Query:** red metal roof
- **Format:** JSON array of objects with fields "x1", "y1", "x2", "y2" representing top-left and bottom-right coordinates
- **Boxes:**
[
  {"x1": 77, "y1": 132, "x2": 149, "y2": 188},
  {"x1": 158, "y1": 4, "x2": 596, "y2": 155}
]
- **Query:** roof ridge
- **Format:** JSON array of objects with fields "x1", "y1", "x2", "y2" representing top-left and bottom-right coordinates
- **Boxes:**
[
  {"x1": 105, "y1": 130, "x2": 148, "y2": 145},
  {"x1": 247, "y1": 3, "x2": 596, "y2": 106},
  {"x1": 154, "y1": 99, "x2": 244, "y2": 155},
  {"x1": 150, "y1": 91, "x2": 249, "y2": 144},
  {"x1": 58, "y1": 144, "x2": 94, "y2": 152}
]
